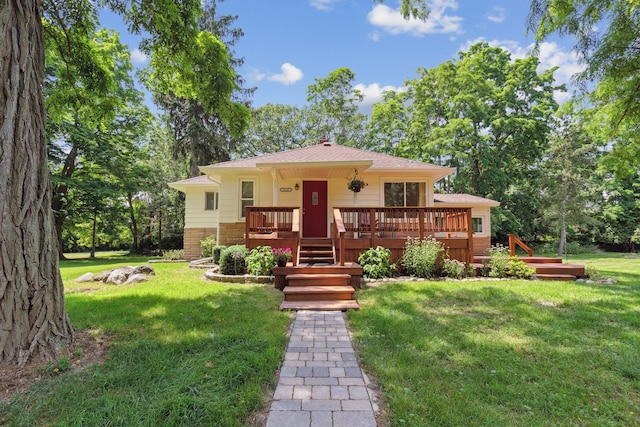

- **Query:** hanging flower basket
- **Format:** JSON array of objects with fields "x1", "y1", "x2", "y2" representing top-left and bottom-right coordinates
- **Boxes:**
[{"x1": 347, "y1": 170, "x2": 367, "y2": 193}]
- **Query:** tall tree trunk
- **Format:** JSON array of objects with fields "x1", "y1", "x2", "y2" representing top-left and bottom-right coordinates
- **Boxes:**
[
  {"x1": 51, "y1": 143, "x2": 78, "y2": 260},
  {"x1": 0, "y1": 0, "x2": 74, "y2": 366},
  {"x1": 126, "y1": 192, "x2": 139, "y2": 252},
  {"x1": 157, "y1": 210, "x2": 163, "y2": 255},
  {"x1": 558, "y1": 210, "x2": 566, "y2": 258},
  {"x1": 90, "y1": 210, "x2": 97, "y2": 258}
]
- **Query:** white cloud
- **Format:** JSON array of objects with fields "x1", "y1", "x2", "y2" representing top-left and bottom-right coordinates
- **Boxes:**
[
  {"x1": 267, "y1": 63, "x2": 304, "y2": 86},
  {"x1": 354, "y1": 83, "x2": 404, "y2": 107},
  {"x1": 248, "y1": 67, "x2": 266, "y2": 82},
  {"x1": 310, "y1": 0, "x2": 339, "y2": 11},
  {"x1": 459, "y1": 37, "x2": 585, "y2": 103},
  {"x1": 130, "y1": 48, "x2": 148, "y2": 64},
  {"x1": 367, "y1": 0, "x2": 463, "y2": 37},
  {"x1": 486, "y1": 6, "x2": 506, "y2": 23}
]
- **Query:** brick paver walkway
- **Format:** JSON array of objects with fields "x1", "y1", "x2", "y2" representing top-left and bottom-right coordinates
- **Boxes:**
[{"x1": 266, "y1": 310, "x2": 378, "y2": 427}]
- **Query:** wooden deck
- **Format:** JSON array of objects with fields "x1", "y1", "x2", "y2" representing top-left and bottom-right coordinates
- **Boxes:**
[{"x1": 473, "y1": 256, "x2": 585, "y2": 280}]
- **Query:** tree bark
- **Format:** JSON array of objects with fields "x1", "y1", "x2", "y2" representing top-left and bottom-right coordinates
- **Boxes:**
[
  {"x1": 126, "y1": 192, "x2": 139, "y2": 252},
  {"x1": 0, "y1": 0, "x2": 74, "y2": 366}
]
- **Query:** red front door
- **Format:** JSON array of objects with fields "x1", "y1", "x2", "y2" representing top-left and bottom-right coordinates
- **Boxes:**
[{"x1": 303, "y1": 181, "x2": 328, "y2": 237}]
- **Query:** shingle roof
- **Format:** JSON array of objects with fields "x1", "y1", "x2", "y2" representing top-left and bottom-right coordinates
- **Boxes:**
[
  {"x1": 205, "y1": 142, "x2": 452, "y2": 172},
  {"x1": 434, "y1": 193, "x2": 500, "y2": 206}
]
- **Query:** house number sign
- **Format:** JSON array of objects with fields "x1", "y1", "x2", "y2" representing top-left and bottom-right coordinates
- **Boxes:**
[
  {"x1": 279, "y1": 188, "x2": 292, "y2": 192},
  {"x1": 312, "y1": 192, "x2": 319, "y2": 205}
]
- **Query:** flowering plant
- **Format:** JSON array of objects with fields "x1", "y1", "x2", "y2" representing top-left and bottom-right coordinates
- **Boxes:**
[
  {"x1": 347, "y1": 170, "x2": 367, "y2": 192},
  {"x1": 272, "y1": 247, "x2": 292, "y2": 262}
]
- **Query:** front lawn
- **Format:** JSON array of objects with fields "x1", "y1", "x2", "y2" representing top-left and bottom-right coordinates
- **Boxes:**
[
  {"x1": 1, "y1": 254, "x2": 290, "y2": 426},
  {"x1": 348, "y1": 253, "x2": 640, "y2": 426}
]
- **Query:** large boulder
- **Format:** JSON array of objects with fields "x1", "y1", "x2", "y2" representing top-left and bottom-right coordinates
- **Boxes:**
[
  {"x1": 132, "y1": 265, "x2": 155, "y2": 276},
  {"x1": 125, "y1": 273, "x2": 150, "y2": 284},
  {"x1": 106, "y1": 267, "x2": 135, "y2": 285},
  {"x1": 75, "y1": 272, "x2": 95, "y2": 283},
  {"x1": 93, "y1": 269, "x2": 114, "y2": 282}
]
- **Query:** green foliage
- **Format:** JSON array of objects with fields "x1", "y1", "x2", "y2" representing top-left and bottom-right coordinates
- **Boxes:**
[
  {"x1": 246, "y1": 246, "x2": 276, "y2": 276},
  {"x1": 484, "y1": 244, "x2": 510, "y2": 278},
  {"x1": 442, "y1": 258, "x2": 468, "y2": 279},
  {"x1": 162, "y1": 249, "x2": 184, "y2": 260},
  {"x1": 219, "y1": 245, "x2": 247, "y2": 275},
  {"x1": 212, "y1": 245, "x2": 226, "y2": 264},
  {"x1": 199, "y1": 235, "x2": 217, "y2": 258},
  {"x1": 358, "y1": 246, "x2": 396, "y2": 279},
  {"x1": 507, "y1": 257, "x2": 536, "y2": 279},
  {"x1": 400, "y1": 237, "x2": 445, "y2": 278}
]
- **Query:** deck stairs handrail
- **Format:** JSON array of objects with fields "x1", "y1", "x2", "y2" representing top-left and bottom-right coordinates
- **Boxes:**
[
  {"x1": 332, "y1": 208, "x2": 346, "y2": 266},
  {"x1": 508, "y1": 233, "x2": 533, "y2": 257}
]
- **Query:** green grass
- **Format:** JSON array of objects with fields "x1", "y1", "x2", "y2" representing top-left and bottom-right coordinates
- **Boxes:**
[
  {"x1": 348, "y1": 253, "x2": 640, "y2": 426},
  {"x1": 1, "y1": 253, "x2": 290, "y2": 427}
]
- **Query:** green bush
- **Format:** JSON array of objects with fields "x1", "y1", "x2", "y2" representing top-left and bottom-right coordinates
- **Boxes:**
[
  {"x1": 246, "y1": 246, "x2": 276, "y2": 276},
  {"x1": 484, "y1": 243, "x2": 509, "y2": 278},
  {"x1": 358, "y1": 246, "x2": 396, "y2": 279},
  {"x1": 507, "y1": 257, "x2": 536, "y2": 279},
  {"x1": 162, "y1": 249, "x2": 184, "y2": 260},
  {"x1": 212, "y1": 245, "x2": 226, "y2": 264},
  {"x1": 442, "y1": 258, "x2": 467, "y2": 279},
  {"x1": 199, "y1": 235, "x2": 217, "y2": 258},
  {"x1": 400, "y1": 237, "x2": 445, "y2": 279},
  {"x1": 219, "y1": 245, "x2": 247, "y2": 275}
]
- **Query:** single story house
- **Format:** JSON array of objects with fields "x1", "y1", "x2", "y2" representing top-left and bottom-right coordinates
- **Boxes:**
[{"x1": 169, "y1": 138, "x2": 499, "y2": 264}]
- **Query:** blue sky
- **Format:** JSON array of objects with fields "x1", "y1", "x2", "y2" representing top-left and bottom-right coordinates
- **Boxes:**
[{"x1": 104, "y1": 0, "x2": 583, "y2": 112}]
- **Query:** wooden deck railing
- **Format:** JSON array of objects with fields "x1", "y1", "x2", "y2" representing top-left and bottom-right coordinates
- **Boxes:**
[
  {"x1": 337, "y1": 207, "x2": 472, "y2": 237},
  {"x1": 508, "y1": 233, "x2": 533, "y2": 257},
  {"x1": 245, "y1": 206, "x2": 300, "y2": 265},
  {"x1": 332, "y1": 208, "x2": 346, "y2": 266}
]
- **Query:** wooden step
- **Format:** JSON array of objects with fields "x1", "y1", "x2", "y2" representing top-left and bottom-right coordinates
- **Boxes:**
[
  {"x1": 474, "y1": 256, "x2": 564, "y2": 264},
  {"x1": 279, "y1": 300, "x2": 360, "y2": 311},
  {"x1": 286, "y1": 273, "x2": 351, "y2": 287},
  {"x1": 283, "y1": 285, "x2": 355, "y2": 301},
  {"x1": 534, "y1": 274, "x2": 577, "y2": 281}
]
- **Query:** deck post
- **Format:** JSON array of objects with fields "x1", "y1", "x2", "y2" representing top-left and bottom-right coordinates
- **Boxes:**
[
  {"x1": 466, "y1": 208, "x2": 473, "y2": 265},
  {"x1": 418, "y1": 208, "x2": 425, "y2": 240}
]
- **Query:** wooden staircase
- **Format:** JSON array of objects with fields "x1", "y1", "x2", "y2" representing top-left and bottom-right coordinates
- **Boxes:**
[
  {"x1": 473, "y1": 256, "x2": 585, "y2": 280},
  {"x1": 277, "y1": 238, "x2": 361, "y2": 311},
  {"x1": 298, "y1": 238, "x2": 335, "y2": 265}
]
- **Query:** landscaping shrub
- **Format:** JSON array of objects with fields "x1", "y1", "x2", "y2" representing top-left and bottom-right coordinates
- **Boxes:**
[
  {"x1": 400, "y1": 237, "x2": 445, "y2": 278},
  {"x1": 212, "y1": 245, "x2": 226, "y2": 264},
  {"x1": 219, "y1": 245, "x2": 247, "y2": 275},
  {"x1": 199, "y1": 235, "x2": 217, "y2": 258},
  {"x1": 483, "y1": 243, "x2": 509, "y2": 278},
  {"x1": 507, "y1": 257, "x2": 536, "y2": 278},
  {"x1": 442, "y1": 258, "x2": 467, "y2": 279},
  {"x1": 162, "y1": 249, "x2": 184, "y2": 260},
  {"x1": 358, "y1": 246, "x2": 396, "y2": 279},
  {"x1": 246, "y1": 246, "x2": 276, "y2": 276}
]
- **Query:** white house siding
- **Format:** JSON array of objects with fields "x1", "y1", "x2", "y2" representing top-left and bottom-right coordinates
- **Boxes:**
[{"x1": 183, "y1": 187, "x2": 219, "y2": 229}]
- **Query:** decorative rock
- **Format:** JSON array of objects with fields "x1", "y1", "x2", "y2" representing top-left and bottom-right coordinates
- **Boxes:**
[
  {"x1": 93, "y1": 270, "x2": 114, "y2": 282},
  {"x1": 132, "y1": 265, "x2": 155, "y2": 276},
  {"x1": 125, "y1": 274, "x2": 150, "y2": 284},
  {"x1": 107, "y1": 267, "x2": 134, "y2": 285},
  {"x1": 75, "y1": 272, "x2": 95, "y2": 283}
]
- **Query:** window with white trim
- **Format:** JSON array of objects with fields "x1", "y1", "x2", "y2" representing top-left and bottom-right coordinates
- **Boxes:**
[
  {"x1": 205, "y1": 192, "x2": 218, "y2": 211},
  {"x1": 384, "y1": 182, "x2": 426, "y2": 207},
  {"x1": 240, "y1": 180, "x2": 254, "y2": 218},
  {"x1": 472, "y1": 217, "x2": 483, "y2": 233}
]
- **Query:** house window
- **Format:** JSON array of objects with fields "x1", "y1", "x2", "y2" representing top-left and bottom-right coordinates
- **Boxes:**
[
  {"x1": 240, "y1": 180, "x2": 254, "y2": 218},
  {"x1": 384, "y1": 182, "x2": 426, "y2": 207},
  {"x1": 472, "y1": 217, "x2": 483, "y2": 233},
  {"x1": 205, "y1": 192, "x2": 218, "y2": 211}
]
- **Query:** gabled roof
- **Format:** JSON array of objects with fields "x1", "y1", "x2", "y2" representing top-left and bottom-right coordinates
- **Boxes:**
[
  {"x1": 199, "y1": 142, "x2": 454, "y2": 180},
  {"x1": 168, "y1": 174, "x2": 219, "y2": 191},
  {"x1": 434, "y1": 193, "x2": 500, "y2": 206}
]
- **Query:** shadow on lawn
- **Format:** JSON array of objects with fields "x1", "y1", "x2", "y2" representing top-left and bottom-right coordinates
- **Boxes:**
[
  {"x1": 4, "y1": 285, "x2": 290, "y2": 426},
  {"x1": 350, "y1": 282, "x2": 640, "y2": 425}
]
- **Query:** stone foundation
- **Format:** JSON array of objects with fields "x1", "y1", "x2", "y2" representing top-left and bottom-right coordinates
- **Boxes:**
[
  {"x1": 184, "y1": 227, "x2": 217, "y2": 260},
  {"x1": 218, "y1": 222, "x2": 246, "y2": 246}
]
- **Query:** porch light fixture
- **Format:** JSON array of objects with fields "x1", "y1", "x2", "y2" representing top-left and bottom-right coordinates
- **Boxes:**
[{"x1": 294, "y1": 183, "x2": 299, "y2": 191}]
